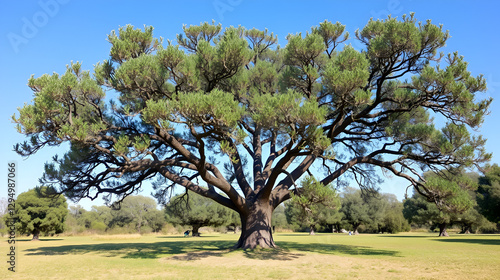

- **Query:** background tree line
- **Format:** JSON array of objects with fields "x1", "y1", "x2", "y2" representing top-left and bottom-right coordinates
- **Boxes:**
[
  {"x1": 65, "y1": 195, "x2": 166, "y2": 235},
  {"x1": 1, "y1": 165, "x2": 499, "y2": 238},
  {"x1": 403, "y1": 165, "x2": 500, "y2": 236}
]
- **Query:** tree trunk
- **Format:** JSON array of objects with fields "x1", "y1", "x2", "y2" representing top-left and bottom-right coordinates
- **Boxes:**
[
  {"x1": 309, "y1": 226, "x2": 316, "y2": 235},
  {"x1": 333, "y1": 223, "x2": 341, "y2": 233},
  {"x1": 32, "y1": 229, "x2": 40, "y2": 241},
  {"x1": 438, "y1": 223, "x2": 449, "y2": 237},
  {"x1": 353, "y1": 224, "x2": 360, "y2": 235},
  {"x1": 461, "y1": 224, "x2": 472, "y2": 234},
  {"x1": 192, "y1": 225, "x2": 201, "y2": 237},
  {"x1": 235, "y1": 200, "x2": 275, "y2": 249}
]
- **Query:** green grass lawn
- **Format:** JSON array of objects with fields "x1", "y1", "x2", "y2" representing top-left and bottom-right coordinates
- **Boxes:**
[{"x1": 2, "y1": 232, "x2": 500, "y2": 279}]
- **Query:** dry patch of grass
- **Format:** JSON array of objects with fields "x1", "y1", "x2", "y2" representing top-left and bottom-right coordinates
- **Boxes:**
[{"x1": 1, "y1": 233, "x2": 499, "y2": 279}]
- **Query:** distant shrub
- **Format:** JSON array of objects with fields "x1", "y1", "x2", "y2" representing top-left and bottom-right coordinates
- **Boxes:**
[{"x1": 91, "y1": 221, "x2": 107, "y2": 232}]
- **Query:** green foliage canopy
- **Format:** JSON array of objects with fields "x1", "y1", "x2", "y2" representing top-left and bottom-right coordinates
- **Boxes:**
[
  {"x1": 286, "y1": 176, "x2": 339, "y2": 234},
  {"x1": 403, "y1": 171, "x2": 485, "y2": 235},
  {"x1": 110, "y1": 195, "x2": 163, "y2": 233},
  {"x1": 339, "y1": 188, "x2": 373, "y2": 234},
  {"x1": 165, "y1": 191, "x2": 233, "y2": 235},
  {"x1": 9, "y1": 187, "x2": 68, "y2": 240},
  {"x1": 477, "y1": 164, "x2": 500, "y2": 224}
]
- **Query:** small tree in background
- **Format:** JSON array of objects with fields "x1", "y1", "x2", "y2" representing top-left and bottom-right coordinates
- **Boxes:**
[
  {"x1": 65, "y1": 205, "x2": 84, "y2": 233},
  {"x1": 378, "y1": 194, "x2": 411, "y2": 233},
  {"x1": 477, "y1": 164, "x2": 500, "y2": 227},
  {"x1": 403, "y1": 170, "x2": 478, "y2": 236},
  {"x1": 8, "y1": 187, "x2": 68, "y2": 240},
  {"x1": 423, "y1": 171, "x2": 476, "y2": 236},
  {"x1": 405, "y1": 170, "x2": 497, "y2": 235},
  {"x1": 110, "y1": 195, "x2": 161, "y2": 233},
  {"x1": 338, "y1": 189, "x2": 409, "y2": 234},
  {"x1": 455, "y1": 206, "x2": 492, "y2": 234},
  {"x1": 145, "y1": 208, "x2": 167, "y2": 233},
  {"x1": 403, "y1": 193, "x2": 449, "y2": 235},
  {"x1": 271, "y1": 204, "x2": 290, "y2": 232},
  {"x1": 224, "y1": 209, "x2": 241, "y2": 233},
  {"x1": 363, "y1": 193, "x2": 389, "y2": 233},
  {"x1": 339, "y1": 188, "x2": 371, "y2": 234},
  {"x1": 286, "y1": 177, "x2": 339, "y2": 234},
  {"x1": 89, "y1": 206, "x2": 113, "y2": 229},
  {"x1": 165, "y1": 191, "x2": 231, "y2": 236}
]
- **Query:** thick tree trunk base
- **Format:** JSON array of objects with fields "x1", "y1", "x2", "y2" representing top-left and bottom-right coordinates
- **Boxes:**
[
  {"x1": 309, "y1": 227, "x2": 315, "y2": 235},
  {"x1": 438, "y1": 223, "x2": 449, "y2": 237},
  {"x1": 235, "y1": 230, "x2": 276, "y2": 249},
  {"x1": 192, "y1": 226, "x2": 201, "y2": 237},
  {"x1": 234, "y1": 201, "x2": 275, "y2": 249},
  {"x1": 438, "y1": 231, "x2": 449, "y2": 237},
  {"x1": 461, "y1": 226, "x2": 472, "y2": 234}
]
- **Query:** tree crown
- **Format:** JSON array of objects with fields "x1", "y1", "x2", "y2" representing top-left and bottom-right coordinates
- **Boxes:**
[{"x1": 10, "y1": 187, "x2": 68, "y2": 236}]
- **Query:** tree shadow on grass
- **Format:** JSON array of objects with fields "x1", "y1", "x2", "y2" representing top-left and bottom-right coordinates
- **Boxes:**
[
  {"x1": 278, "y1": 242, "x2": 399, "y2": 257},
  {"x1": 242, "y1": 247, "x2": 305, "y2": 261},
  {"x1": 24, "y1": 240, "x2": 235, "y2": 259},
  {"x1": 17, "y1": 239, "x2": 65, "y2": 242},
  {"x1": 378, "y1": 235, "x2": 433, "y2": 238},
  {"x1": 433, "y1": 238, "x2": 500, "y2": 246},
  {"x1": 24, "y1": 239, "x2": 399, "y2": 260},
  {"x1": 156, "y1": 235, "x2": 221, "y2": 239}
]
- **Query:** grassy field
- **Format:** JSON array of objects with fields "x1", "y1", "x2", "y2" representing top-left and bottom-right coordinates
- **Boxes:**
[{"x1": 1, "y1": 232, "x2": 500, "y2": 279}]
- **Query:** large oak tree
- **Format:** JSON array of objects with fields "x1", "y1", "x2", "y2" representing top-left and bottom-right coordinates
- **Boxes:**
[{"x1": 14, "y1": 14, "x2": 491, "y2": 248}]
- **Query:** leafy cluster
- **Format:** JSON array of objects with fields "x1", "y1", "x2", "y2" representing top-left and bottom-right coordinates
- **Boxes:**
[
  {"x1": 7, "y1": 187, "x2": 68, "y2": 239},
  {"x1": 287, "y1": 176, "x2": 339, "y2": 233},
  {"x1": 286, "y1": 187, "x2": 409, "y2": 234},
  {"x1": 164, "y1": 191, "x2": 233, "y2": 235},
  {"x1": 403, "y1": 170, "x2": 498, "y2": 235},
  {"x1": 66, "y1": 196, "x2": 165, "y2": 234},
  {"x1": 477, "y1": 164, "x2": 500, "y2": 223}
]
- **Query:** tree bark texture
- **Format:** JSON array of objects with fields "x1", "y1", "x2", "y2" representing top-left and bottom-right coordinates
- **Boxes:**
[
  {"x1": 235, "y1": 199, "x2": 275, "y2": 249},
  {"x1": 438, "y1": 223, "x2": 449, "y2": 237},
  {"x1": 309, "y1": 226, "x2": 316, "y2": 235},
  {"x1": 353, "y1": 224, "x2": 360, "y2": 235},
  {"x1": 192, "y1": 225, "x2": 201, "y2": 237},
  {"x1": 32, "y1": 229, "x2": 40, "y2": 241}
]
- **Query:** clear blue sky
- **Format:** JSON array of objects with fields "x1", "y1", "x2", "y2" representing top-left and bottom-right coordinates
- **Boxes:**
[{"x1": 1, "y1": 0, "x2": 499, "y2": 209}]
